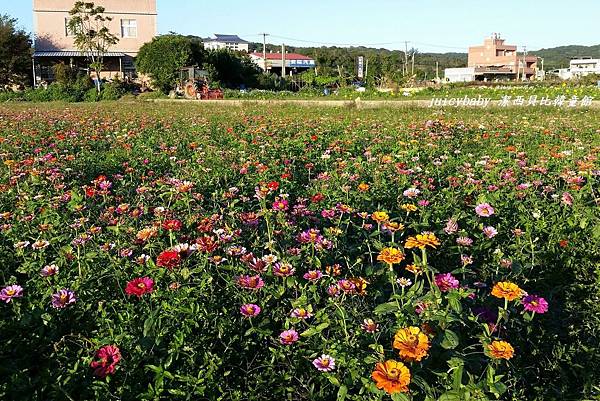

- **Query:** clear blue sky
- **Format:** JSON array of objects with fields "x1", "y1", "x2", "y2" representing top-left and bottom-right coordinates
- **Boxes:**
[{"x1": 6, "y1": 0, "x2": 600, "y2": 52}]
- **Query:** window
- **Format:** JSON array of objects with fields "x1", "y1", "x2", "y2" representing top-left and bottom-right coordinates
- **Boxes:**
[{"x1": 121, "y1": 19, "x2": 137, "y2": 38}]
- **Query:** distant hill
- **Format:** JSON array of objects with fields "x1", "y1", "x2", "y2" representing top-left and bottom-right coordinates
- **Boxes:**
[{"x1": 530, "y1": 45, "x2": 600, "y2": 70}]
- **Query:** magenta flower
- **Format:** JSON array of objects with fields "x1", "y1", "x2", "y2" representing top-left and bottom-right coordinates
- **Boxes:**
[
  {"x1": 303, "y1": 270, "x2": 323, "y2": 282},
  {"x1": 327, "y1": 285, "x2": 341, "y2": 297},
  {"x1": 522, "y1": 295, "x2": 548, "y2": 314},
  {"x1": 236, "y1": 275, "x2": 265, "y2": 290},
  {"x1": 279, "y1": 329, "x2": 299, "y2": 345},
  {"x1": 240, "y1": 303, "x2": 261, "y2": 317},
  {"x1": 272, "y1": 198, "x2": 289, "y2": 211},
  {"x1": 483, "y1": 226, "x2": 498, "y2": 239},
  {"x1": 273, "y1": 262, "x2": 295, "y2": 277},
  {"x1": 475, "y1": 203, "x2": 495, "y2": 217},
  {"x1": 90, "y1": 345, "x2": 121, "y2": 378},
  {"x1": 51, "y1": 289, "x2": 77, "y2": 309},
  {"x1": 0, "y1": 285, "x2": 23, "y2": 303},
  {"x1": 313, "y1": 354, "x2": 336, "y2": 372},
  {"x1": 434, "y1": 273, "x2": 460, "y2": 292}
]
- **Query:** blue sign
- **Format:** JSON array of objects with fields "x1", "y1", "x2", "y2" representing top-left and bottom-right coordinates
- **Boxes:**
[{"x1": 289, "y1": 60, "x2": 315, "y2": 68}]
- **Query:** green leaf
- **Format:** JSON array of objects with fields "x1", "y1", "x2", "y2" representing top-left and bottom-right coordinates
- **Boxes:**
[
  {"x1": 391, "y1": 393, "x2": 410, "y2": 401},
  {"x1": 438, "y1": 391, "x2": 462, "y2": 401},
  {"x1": 373, "y1": 301, "x2": 399, "y2": 315},
  {"x1": 441, "y1": 329, "x2": 459, "y2": 349},
  {"x1": 337, "y1": 385, "x2": 348, "y2": 401}
]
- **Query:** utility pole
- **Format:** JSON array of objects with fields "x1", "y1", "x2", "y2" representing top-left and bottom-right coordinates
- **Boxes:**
[
  {"x1": 365, "y1": 58, "x2": 369, "y2": 86},
  {"x1": 281, "y1": 43, "x2": 286, "y2": 77},
  {"x1": 522, "y1": 46, "x2": 527, "y2": 81},
  {"x1": 404, "y1": 41, "x2": 409, "y2": 75},
  {"x1": 411, "y1": 51, "x2": 415, "y2": 76},
  {"x1": 260, "y1": 33, "x2": 269, "y2": 72}
]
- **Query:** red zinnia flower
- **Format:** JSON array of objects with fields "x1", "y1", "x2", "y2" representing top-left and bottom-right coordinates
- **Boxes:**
[
  {"x1": 267, "y1": 181, "x2": 279, "y2": 191},
  {"x1": 162, "y1": 219, "x2": 182, "y2": 231},
  {"x1": 157, "y1": 250, "x2": 181, "y2": 269},
  {"x1": 125, "y1": 277, "x2": 154, "y2": 298},
  {"x1": 90, "y1": 345, "x2": 121, "y2": 378}
]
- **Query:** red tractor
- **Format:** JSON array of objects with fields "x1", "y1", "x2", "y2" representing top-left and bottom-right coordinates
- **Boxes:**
[{"x1": 177, "y1": 67, "x2": 224, "y2": 100}]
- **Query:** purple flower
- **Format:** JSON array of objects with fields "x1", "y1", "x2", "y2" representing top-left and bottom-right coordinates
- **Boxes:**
[
  {"x1": 279, "y1": 329, "x2": 299, "y2": 345},
  {"x1": 0, "y1": 285, "x2": 23, "y2": 303},
  {"x1": 522, "y1": 295, "x2": 548, "y2": 314},
  {"x1": 240, "y1": 303, "x2": 261, "y2": 317},
  {"x1": 475, "y1": 203, "x2": 495, "y2": 217},
  {"x1": 313, "y1": 354, "x2": 336, "y2": 372},
  {"x1": 434, "y1": 273, "x2": 460, "y2": 292},
  {"x1": 51, "y1": 289, "x2": 77, "y2": 309},
  {"x1": 483, "y1": 226, "x2": 498, "y2": 239}
]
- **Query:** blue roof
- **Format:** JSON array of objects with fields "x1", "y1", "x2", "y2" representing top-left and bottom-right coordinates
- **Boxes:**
[{"x1": 208, "y1": 34, "x2": 248, "y2": 44}]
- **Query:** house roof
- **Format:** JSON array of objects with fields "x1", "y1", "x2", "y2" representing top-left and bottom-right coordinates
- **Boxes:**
[
  {"x1": 206, "y1": 34, "x2": 248, "y2": 44},
  {"x1": 33, "y1": 51, "x2": 126, "y2": 57},
  {"x1": 251, "y1": 52, "x2": 314, "y2": 61}
]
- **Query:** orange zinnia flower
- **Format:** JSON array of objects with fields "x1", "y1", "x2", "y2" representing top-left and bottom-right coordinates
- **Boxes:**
[
  {"x1": 371, "y1": 360, "x2": 411, "y2": 394},
  {"x1": 404, "y1": 233, "x2": 440, "y2": 250},
  {"x1": 491, "y1": 282, "x2": 523, "y2": 301},
  {"x1": 405, "y1": 264, "x2": 423, "y2": 275},
  {"x1": 377, "y1": 248, "x2": 405, "y2": 265},
  {"x1": 372, "y1": 211, "x2": 390, "y2": 223},
  {"x1": 488, "y1": 340, "x2": 514, "y2": 360},
  {"x1": 393, "y1": 326, "x2": 430, "y2": 362}
]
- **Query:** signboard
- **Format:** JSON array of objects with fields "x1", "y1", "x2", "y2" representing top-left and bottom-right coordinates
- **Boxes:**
[
  {"x1": 288, "y1": 60, "x2": 315, "y2": 68},
  {"x1": 357, "y1": 56, "x2": 365, "y2": 79}
]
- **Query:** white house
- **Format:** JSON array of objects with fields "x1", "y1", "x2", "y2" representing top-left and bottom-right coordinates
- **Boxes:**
[
  {"x1": 203, "y1": 34, "x2": 249, "y2": 52},
  {"x1": 569, "y1": 58, "x2": 600, "y2": 78},
  {"x1": 444, "y1": 67, "x2": 476, "y2": 83}
]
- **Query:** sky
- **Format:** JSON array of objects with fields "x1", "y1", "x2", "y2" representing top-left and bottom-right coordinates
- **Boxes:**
[{"x1": 4, "y1": 0, "x2": 600, "y2": 52}]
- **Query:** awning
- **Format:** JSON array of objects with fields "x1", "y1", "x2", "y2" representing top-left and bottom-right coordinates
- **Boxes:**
[{"x1": 33, "y1": 51, "x2": 126, "y2": 58}]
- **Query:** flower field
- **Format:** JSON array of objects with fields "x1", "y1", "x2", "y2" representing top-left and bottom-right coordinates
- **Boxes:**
[{"x1": 1, "y1": 103, "x2": 599, "y2": 400}]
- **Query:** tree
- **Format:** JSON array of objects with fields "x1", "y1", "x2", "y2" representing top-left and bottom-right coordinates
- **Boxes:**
[
  {"x1": 203, "y1": 49, "x2": 260, "y2": 89},
  {"x1": 67, "y1": 2, "x2": 119, "y2": 92},
  {"x1": 136, "y1": 35, "x2": 204, "y2": 94},
  {"x1": 0, "y1": 15, "x2": 32, "y2": 88}
]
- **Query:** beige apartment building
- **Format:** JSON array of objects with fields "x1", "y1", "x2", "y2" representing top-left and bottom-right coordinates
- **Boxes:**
[
  {"x1": 33, "y1": 0, "x2": 157, "y2": 85},
  {"x1": 467, "y1": 34, "x2": 538, "y2": 80}
]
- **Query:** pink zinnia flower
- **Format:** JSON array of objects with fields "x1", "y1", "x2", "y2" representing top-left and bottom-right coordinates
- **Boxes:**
[
  {"x1": 272, "y1": 198, "x2": 289, "y2": 211},
  {"x1": 327, "y1": 284, "x2": 341, "y2": 297},
  {"x1": 475, "y1": 203, "x2": 495, "y2": 217},
  {"x1": 237, "y1": 275, "x2": 265, "y2": 290},
  {"x1": 240, "y1": 303, "x2": 261, "y2": 317},
  {"x1": 125, "y1": 277, "x2": 154, "y2": 298},
  {"x1": 273, "y1": 262, "x2": 295, "y2": 277},
  {"x1": 313, "y1": 354, "x2": 336, "y2": 372},
  {"x1": 483, "y1": 226, "x2": 498, "y2": 238},
  {"x1": 522, "y1": 295, "x2": 548, "y2": 314},
  {"x1": 51, "y1": 289, "x2": 76, "y2": 309},
  {"x1": 90, "y1": 345, "x2": 121, "y2": 378},
  {"x1": 444, "y1": 219, "x2": 458, "y2": 234},
  {"x1": 561, "y1": 192, "x2": 573, "y2": 206},
  {"x1": 0, "y1": 285, "x2": 23, "y2": 303},
  {"x1": 434, "y1": 273, "x2": 460, "y2": 292},
  {"x1": 279, "y1": 329, "x2": 299, "y2": 345},
  {"x1": 291, "y1": 308, "x2": 312, "y2": 319},
  {"x1": 456, "y1": 236, "x2": 473, "y2": 246},
  {"x1": 361, "y1": 318, "x2": 379, "y2": 333},
  {"x1": 303, "y1": 270, "x2": 323, "y2": 282}
]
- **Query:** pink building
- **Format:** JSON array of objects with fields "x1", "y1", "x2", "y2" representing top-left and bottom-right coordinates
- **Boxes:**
[
  {"x1": 33, "y1": 0, "x2": 157, "y2": 84},
  {"x1": 468, "y1": 35, "x2": 537, "y2": 80}
]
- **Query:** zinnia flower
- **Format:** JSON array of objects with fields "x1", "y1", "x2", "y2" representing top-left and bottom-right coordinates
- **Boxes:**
[
  {"x1": 491, "y1": 282, "x2": 523, "y2": 301},
  {"x1": 156, "y1": 249, "x2": 181, "y2": 269},
  {"x1": 483, "y1": 226, "x2": 498, "y2": 239},
  {"x1": 404, "y1": 233, "x2": 440, "y2": 249},
  {"x1": 313, "y1": 354, "x2": 336, "y2": 372},
  {"x1": 51, "y1": 289, "x2": 77, "y2": 309},
  {"x1": 371, "y1": 211, "x2": 389, "y2": 223},
  {"x1": 475, "y1": 203, "x2": 495, "y2": 217},
  {"x1": 361, "y1": 318, "x2": 379, "y2": 333},
  {"x1": 303, "y1": 270, "x2": 323, "y2": 282},
  {"x1": 279, "y1": 329, "x2": 299, "y2": 345},
  {"x1": 0, "y1": 285, "x2": 23, "y2": 303},
  {"x1": 434, "y1": 273, "x2": 459, "y2": 292},
  {"x1": 237, "y1": 275, "x2": 265, "y2": 290},
  {"x1": 291, "y1": 308, "x2": 312, "y2": 319},
  {"x1": 522, "y1": 294, "x2": 548, "y2": 314},
  {"x1": 273, "y1": 262, "x2": 295, "y2": 277},
  {"x1": 371, "y1": 360, "x2": 411, "y2": 394},
  {"x1": 162, "y1": 219, "x2": 182, "y2": 231},
  {"x1": 125, "y1": 277, "x2": 154, "y2": 298},
  {"x1": 377, "y1": 248, "x2": 405, "y2": 265},
  {"x1": 393, "y1": 326, "x2": 430, "y2": 362},
  {"x1": 240, "y1": 303, "x2": 261, "y2": 317},
  {"x1": 487, "y1": 340, "x2": 514, "y2": 360},
  {"x1": 90, "y1": 345, "x2": 121, "y2": 378}
]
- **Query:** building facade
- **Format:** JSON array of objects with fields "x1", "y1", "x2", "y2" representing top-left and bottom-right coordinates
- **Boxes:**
[
  {"x1": 203, "y1": 34, "x2": 249, "y2": 52},
  {"x1": 33, "y1": 0, "x2": 157, "y2": 85},
  {"x1": 467, "y1": 35, "x2": 538, "y2": 81},
  {"x1": 569, "y1": 58, "x2": 600, "y2": 78},
  {"x1": 250, "y1": 52, "x2": 315, "y2": 76}
]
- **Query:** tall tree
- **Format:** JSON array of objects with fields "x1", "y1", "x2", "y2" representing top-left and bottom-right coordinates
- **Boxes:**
[
  {"x1": 0, "y1": 15, "x2": 32, "y2": 88},
  {"x1": 67, "y1": 1, "x2": 119, "y2": 92}
]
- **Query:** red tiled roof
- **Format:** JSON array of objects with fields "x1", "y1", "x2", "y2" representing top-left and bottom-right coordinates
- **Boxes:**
[{"x1": 251, "y1": 52, "x2": 313, "y2": 60}]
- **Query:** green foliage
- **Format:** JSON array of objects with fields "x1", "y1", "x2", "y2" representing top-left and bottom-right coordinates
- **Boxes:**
[
  {"x1": 0, "y1": 14, "x2": 32, "y2": 87},
  {"x1": 203, "y1": 49, "x2": 261, "y2": 89},
  {"x1": 136, "y1": 35, "x2": 197, "y2": 94}
]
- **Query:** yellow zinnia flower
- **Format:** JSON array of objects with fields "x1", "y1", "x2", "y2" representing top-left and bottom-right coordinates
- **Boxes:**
[
  {"x1": 372, "y1": 211, "x2": 390, "y2": 223},
  {"x1": 404, "y1": 233, "x2": 440, "y2": 250},
  {"x1": 401, "y1": 204, "x2": 418, "y2": 212},
  {"x1": 371, "y1": 360, "x2": 411, "y2": 394},
  {"x1": 377, "y1": 248, "x2": 405, "y2": 265},
  {"x1": 491, "y1": 282, "x2": 523, "y2": 301},
  {"x1": 488, "y1": 340, "x2": 514, "y2": 360},
  {"x1": 393, "y1": 326, "x2": 430, "y2": 362}
]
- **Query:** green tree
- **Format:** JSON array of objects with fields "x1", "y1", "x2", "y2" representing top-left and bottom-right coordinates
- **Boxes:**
[
  {"x1": 67, "y1": 1, "x2": 119, "y2": 92},
  {"x1": 0, "y1": 15, "x2": 32, "y2": 88},
  {"x1": 136, "y1": 35, "x2": 203, "y2": 94},
  {"x1": 203, "y1": 49, "x2": 260, "y2": 88}
]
